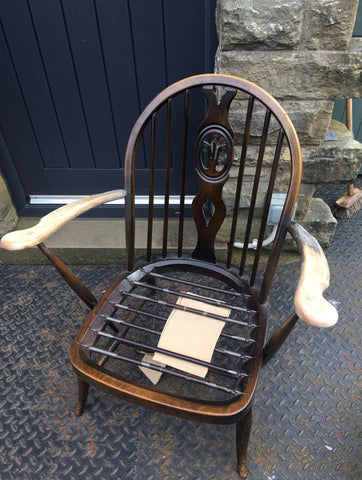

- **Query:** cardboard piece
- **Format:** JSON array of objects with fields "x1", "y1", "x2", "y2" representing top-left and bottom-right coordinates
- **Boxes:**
[
  {"x1": 139, "y1": 353, "x2": 165, "y2": 385},
  {"x1": 153, "y1": 294, "x2": 230, "y2": 378}
]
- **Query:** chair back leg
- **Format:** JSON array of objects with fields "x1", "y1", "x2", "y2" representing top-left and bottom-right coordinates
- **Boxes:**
[{"x1": 236, "y1": 408, "x2": 253, "y2": 478}]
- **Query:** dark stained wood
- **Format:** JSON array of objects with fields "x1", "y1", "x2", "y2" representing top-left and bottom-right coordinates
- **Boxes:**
[
  {"x1": 227, "y1": 96, "x2": 255, "y2": 269},
  {"x1": 70, "y1": 258, "x2": 267, "y2": 426},
  {"x1": 198, "y1": 85, "x2": 236, "y2": 133},
  {"x1": 3, "y1": 75, "x2": 340, "y2": 477},
  {"x1": 162, "y1": 99, "x2": 173, "y2": 258},
  {"x1": 177, "y1": 89, "x2": 191, "y2": 257},
  {"x1": 191, "y1": 180, "x2": 226, "y2": 262},
  {"x1": 74, "y1": 379, "x2": 90, "y2": 417},
  {"x1": 146, "y1": 113, "x2": 157, "y2": 261},
  {"x1": 74, "y1": 74, "x2": 306, "y2": 476},
  {"x1": 191, "y1": 86, "x2": 236, "y2": 262},
  {"x1": 236, "y1": 408, "x2": 253, "y2": 478},
  {"x1": 262, "y1": 312, "x2": 299, "y2": 365},
  {"x1": 250, "y1": 129, "x2": 285, "y2": 286},
  {"x1": 239, "y1": 110, "x2": 271, "y2": 276},
  {"x1": 37, "y1": 243, "x2": 97, "y2": 309}
]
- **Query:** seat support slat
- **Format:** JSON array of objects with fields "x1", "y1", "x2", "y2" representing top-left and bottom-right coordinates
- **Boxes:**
[
  {"x1": 142, "y1": 269, "x2": 250, "y2": 298},
  {"x1": 104, "y1": 306, "x2": 256, "y2": 345},
  {"x1": 81, "y1": 344, "x2": 246, "y2": 396},
  {"x1": 129, "y1": 280, "x2": 255, "y2": 314},
  {"x1": 90, "y1": 328, "x2": 250, "y2": 379},
  {"x1": 116, "y1": 290, "x2": 257, "y2": 328}
]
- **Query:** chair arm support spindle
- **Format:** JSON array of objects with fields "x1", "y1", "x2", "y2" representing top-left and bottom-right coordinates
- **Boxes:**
[
  {"x1": 37, "y1": 242, "x2": 98, "y2": 309},
  {"x1": 287, "y1": 222, "x2": 338, "y2": 328},
  {"x1": 0, "y1": 189, "x2": 126, "y2": 251}
]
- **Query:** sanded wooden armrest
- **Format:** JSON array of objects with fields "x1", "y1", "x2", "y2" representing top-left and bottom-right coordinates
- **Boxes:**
[
  {"x1": 1, "y1": 189, "x2": 126, "y2": 251},
  {"x1": 287, "y1": 221, "x2": 338, "y2": 328}
]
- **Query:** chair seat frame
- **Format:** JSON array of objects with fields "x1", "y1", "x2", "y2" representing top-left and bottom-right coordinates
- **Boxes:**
[{"x1": 70, "y1": 257, "x2": 268, "y2": 424}]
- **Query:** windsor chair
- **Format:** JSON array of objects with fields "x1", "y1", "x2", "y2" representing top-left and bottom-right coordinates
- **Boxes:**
[{"x1": 1, "y1": 74, "x2": 338, "y2": 477}]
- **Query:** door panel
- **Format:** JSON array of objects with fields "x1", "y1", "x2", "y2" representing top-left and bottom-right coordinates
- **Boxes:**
[{"x1": 0, "y1": 0, "x2": 218, "y2": 213}]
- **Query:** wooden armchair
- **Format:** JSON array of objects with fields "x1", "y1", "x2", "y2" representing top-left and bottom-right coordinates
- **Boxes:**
[{"x1": 1, "y1": 74, "x2": 338, "y2": 477}]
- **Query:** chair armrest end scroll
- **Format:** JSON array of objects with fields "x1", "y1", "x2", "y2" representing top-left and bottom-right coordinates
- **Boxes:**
[
  {"x1": 1, "y1": 189, "x2": 126, "y2": 251},
  {"x1": 287, "y1": 222, "x2": 338, "y2": 328}
]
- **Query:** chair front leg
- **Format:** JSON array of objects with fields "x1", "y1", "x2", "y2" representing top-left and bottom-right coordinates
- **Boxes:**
[
  {"x1": 236, "y1": 408, "x2": 252, "y2": 478},
  {"x1": 74, "y1": 379, "x2": 90, "y2": 416}
]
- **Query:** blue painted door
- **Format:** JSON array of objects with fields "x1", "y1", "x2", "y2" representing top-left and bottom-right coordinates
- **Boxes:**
[{"x1": 0, "y1": 0, "x2": 218, "y2": 214}]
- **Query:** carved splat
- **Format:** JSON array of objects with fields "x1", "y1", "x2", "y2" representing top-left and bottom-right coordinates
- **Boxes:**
[{"x1": 192, "y1": 86, "x2": 236, "y2": 262}]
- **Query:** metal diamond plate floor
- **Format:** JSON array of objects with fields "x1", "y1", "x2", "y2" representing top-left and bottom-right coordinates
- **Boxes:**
[{"x1": 0, "y1": 180, "x2": 361, "y2": 480}]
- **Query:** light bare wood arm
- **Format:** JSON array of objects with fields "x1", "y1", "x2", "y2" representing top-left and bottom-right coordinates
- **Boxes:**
[
  {"x1": 287, "y1": 221, "x2": 338, "y2": 328},
  {"x1": 1, "y1": 189, "x2": 126, "y2": 251}
]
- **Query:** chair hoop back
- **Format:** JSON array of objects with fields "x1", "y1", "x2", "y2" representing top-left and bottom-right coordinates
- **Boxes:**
[{"x1": 124, "y1": 74, "x2": 302, "y2": 303}]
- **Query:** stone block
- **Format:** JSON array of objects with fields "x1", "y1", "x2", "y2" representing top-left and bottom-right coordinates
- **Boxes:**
[
  {"x1": 295, "y1": 183, "x2": 316, "y2": 219},
  {"x1": 301, "y1": 120, "x2": 362, "y2": 183},
  {"x1": 223, "y1": 158, "x2": 307, "y2": 223},
  {"x1": 217, "y1": 197, "x2": 336, "y2": 251},
  {"x1": 216, "y1": 38, "x2": 362, "y2": 100},
  {"x1": 281, "y1": 100, "x2": 334, "y2": 146},
  {"x1": 223, "y1": 165, "x2": 271, "y2": 211},
  {"x1": 0, "y1": 175, "x2": 18, "y2": 237},
  {"x1": 224, "y1": 158, "x2": 314, "y2": 219},
  {"x1": 216, "y1": 0, "x2": 303, "y2": 50},
  {"x1": 307, "y1": 0, "x2": 359, "y2": 50},
  {"x1": 0, "y1": 205, "x2": 18, "y2": 237},
  {"x1": 286, "y1": 198, "x2": 337, "y2": 249},
  {"x1": 228, "y1": 100, "x2": 284, "y2": 144},
  {"x1": 217, "y1": 213, "x2": 272, "y2": 247},
  {"x1": 229, "y1": 98, "x2": 334, "y2": 145}
]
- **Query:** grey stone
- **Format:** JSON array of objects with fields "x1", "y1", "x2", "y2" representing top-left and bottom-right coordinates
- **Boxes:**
[
  {"x1": 216, "y1": 0, "x2": 303, "y2": 50},
  {"x1": 223, "y1": 157, "x2": 311, "y2": 217},
  {"x1": 7, "y1": 217, "x2": 198, "y2": 252},
  {"x1": 217, "y1": 197, "x2": 336, "y2": 251},
  {"x1": 229, "y1": 98, "x2": 334, "y2": 145},
  {"x1": 223, "y1": 173, "x2": 315, "y2": 221},
  {"x1": 222, "y1": 144, "x2": 299, "y2": 215},
  {"x1": 216, "y1": 38, "x2": 362, "y2": 100},
  {"x1": 0, "y1": 205, "x2": 18, "y2": 237},
  {"x1": 223, "y1": 164, "x2": 271, "y2": 212},
  {"x1": 286, "y1": 198, "x2": 337, "y2": 249},
  {"x1": 229, "y1": 98, "x2": 284, "y2": 145},
  {"x1": 295, "y1": 183, "x2": 316, "y2": 219},
  {"x1": 281, "y1": 100, "x2": 334, "y2": 146},
  {"x1": 0, "y1": 247, "x2": 127, "y2": 266},
  {"x1": 302, "y1": 120, "x2": 362, "y2": 183},
  {"x1": 307, "y1": 0, "x2": 360, "y2": 50},
  {"x1": 217, "y1": 213, "x2": 273, "y2": 247},
  {"x1": 0, "y1": 175, "x2": 18, "y2": 236}
]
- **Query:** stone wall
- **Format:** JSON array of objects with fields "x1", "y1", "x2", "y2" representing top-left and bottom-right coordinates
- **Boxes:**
[
  {"x1": 0, "y1": 175, "x2": 18, "y2": 237},
  {"x1": 0, "y1": 128, "x2": 19, "y2": 237},
  {"x1": 215, "y1": 0, "x2": 362, "y2": 246}
]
